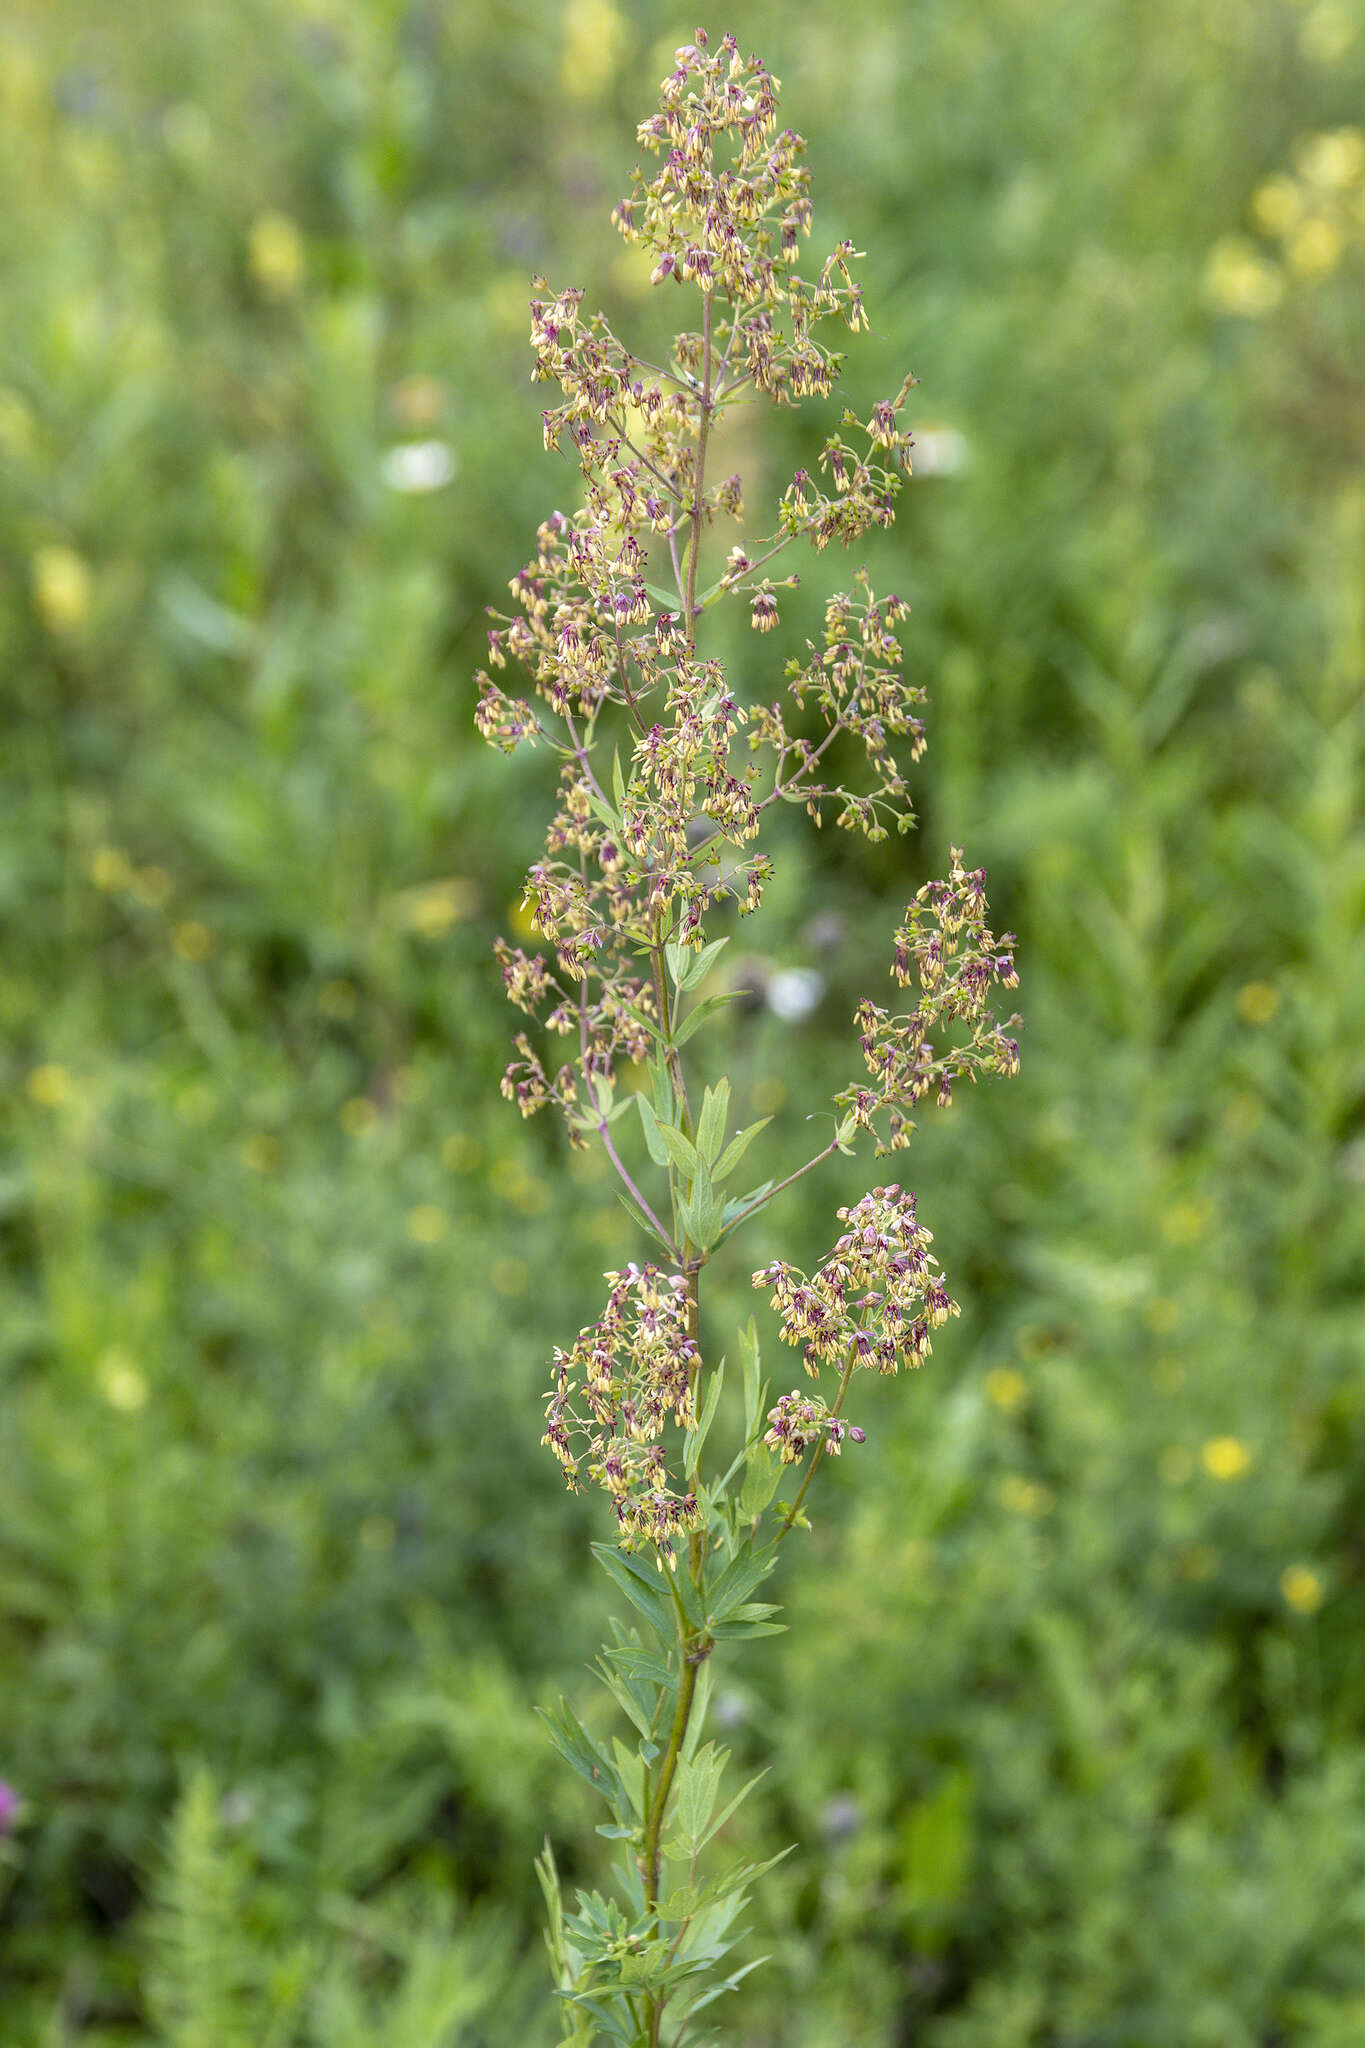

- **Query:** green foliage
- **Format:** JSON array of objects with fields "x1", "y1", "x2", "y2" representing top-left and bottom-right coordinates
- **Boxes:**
[{"x1": 1, "y1": 0, "x2": 1362, "y2": 2042}]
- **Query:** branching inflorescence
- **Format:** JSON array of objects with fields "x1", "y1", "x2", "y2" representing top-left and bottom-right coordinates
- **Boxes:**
[{"x1": 476, "y1": 30, "x2": 1020, "y2": 2046}]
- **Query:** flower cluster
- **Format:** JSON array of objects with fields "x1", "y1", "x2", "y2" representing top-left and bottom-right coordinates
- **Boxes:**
[
  {"x1": 763, "y1": 1389, "x2": 866, "y2": 1464},
  {"x1": 541, "y1": 1263, "x2": 702, "y2": 1558},
  {"x1": 837, "y1": 847, "x2": 1022, "y2": 1153},
  {"x1": 474, "y1": 33, "x2": 928, "y2": 1148},
  {"x1": 753, "y1": 1186, "x2": 958, "y2": 1377}
]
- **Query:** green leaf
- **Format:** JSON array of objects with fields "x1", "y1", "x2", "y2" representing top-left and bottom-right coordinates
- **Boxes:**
[
  {"x1": 611, "y1": 746, "x2": 627, "y2": 811},
  {"x1": 706, "y1": 1549, "x2": 776, "y2": 1626},
  {"x1": 656, "y1": 1121, "x2": 700, "y2": 1179},
  {"x1": 696, "y1": 1079, "x2": 731, "y2": 1168},
  {"x1": 603, "y1": 1642, "x2": 675, "y2": 1690},
  {"x1": 593, "y1": 1656, "x2": 656, "y2": 1739},
  {"x1": 617, "y1": 1000, "x2": 663, "y2": 1046},
  {"x1": 738, "y1": 1318, "x2": 762, "y2": 1441},
  {"x1": 614, "y1": 1191, "x2": 675, "y2": 1258},
  {"x1": 673, "y1": 1559, "x2": 706, "y2": 1631},
  {"x1": 674, "y1": 990, "x2": 744, "y2": 1047},
  {"x1": 591, "y1": 1543, "x2": 673, "y2": 1639},
  {"x1": 679, "y1": 1166, "x2": 723, "y2": 1253},
  {"x1": 680, "y1": 1659, "x2": 713, "y2": 1761},
  {"x1": 708, "y1": 1615, "x2": 787, "y2": 1640},
  {"x1": 720, "y1": 1180, "x2": 776, "y2": 1234},
  {"x1": 537, "y1": 1699, "x2": 622, "y2": 1806},
  {"x1": 737, "y1": 1446, "x2": 781, "y2": 1520},
  {"x1": 697, "y1": 1767, "x2": 769, "y2": 1852},
  {"x1": 712, "y1": 1117, "x2": 771, "y2": 1186},
  {"x1": 650, "y1": 1061, "x2": 677, "y2": 1136},
  {"x1": 677, "y1": 935, "x2": 731, "y2": 991},
  {"x1": 675, "y1": 1741, "x2": 728, "y2": 1848},
  {"x1": 635, "y1": 1092, "x2": 670, "y2": 1167},
  {"x1": 611, "y1": 1737, "x2": 648, "y2": 1819},
  {"x1": 686, "y1": 1357, "x2": 725, "y2": 1471},
  {"x1": 583, "y1": 789, "x2": 622, "y2": 833}
]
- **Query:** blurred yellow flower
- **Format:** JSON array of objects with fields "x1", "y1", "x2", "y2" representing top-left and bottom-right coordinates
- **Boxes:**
[
  {"x1": 1201, "y1": 1435, "x2": 1252, "y2": 1480},
  {"x1": 241, "y1": 1132, "x2": 282, "y2": 1173},
  {"x1": 1236, "y1": 980, "x2": 1280, "y2": 1024},
  {"x1": 0, "y1": 38, "x2": 43, "y2": 121},
  {"x1": 1300, "y1": 2, "x2": 1357, "y2": 63},
  {"x1": 985, "y1": 1366, "x2": 1028, "y2": 1412},
  {"x1": 130, "y1": 866, "x2": 173, "y2": 909},
  {"x1": 1295, "y1": 127, "x2": 1365, "y2": 188},
  {"x1": 561, "y1": 0, "x2": 627, "y2": 100},
  {"x1": 997, "y1": 1474, "x2": 1054, "y2": 1517},
  {"x1": 174, "y1": 1083, "x2": 216, "y2": 1125},
  {"x1": 91, "y1": 846, "x2": 134, "y2": 892},
  {"x1": 490, "y1": 1157, "x2": 530, "y2": 1200},
  {"x1": 248, "y1": 212, "x2": 305, "y2": 298},
  {"x1": 172, "y1": 919, "x2": 213, "y2": 962},
  {"x1": 1143, "y1": 1296, "x2": 1180, "y2": 1335},
  {"x1": 27, "y1": 1063, "x2": 71, "y2": 1107},
  {"x1": 339, "y1": 1096, "x2": 379, "y2": 1137},
  {"x1": 0, "y1": 387, "x2": 37, "y2": 460},
  {"x1": 33, "y1": 545, "x2": 92, "y2": 634},
  {"x1": 442, "y1": 1133, "x2": 482, "y2": 1172},
  {"x1": 1204, "y1": 237, "x2": 1284, "y2": 316},
  {"x1": 1287, "y1": 214, "x2": 1344, "y2": 278},
  {"x1": 406, "y1": 1203, "x2": 449, "y2": 1245},
  {"x1": 1222, "y1": 1090, "x2": 1264, "y2": 1135},
  {"x1": 1162, "y1": 1196, "x2": 1213, "y2": 1245},
  {"x1": 509, "y1": 895, "x2": 541, "y2": 940},
  {"x1": 1250, "y1": 175, "x2": 1303, "y2": 237},
  {"x1": 405, "y1": 877, "x2": 479, "y2": 938},
  {"x1": 97, "y1": 1346, "x2": 148, "y2": 1413},
  {"x1": 1174, "y1": 1543, "x2": 1219, "y2": 1581},
  {"x1": 1280, "y1": 1564, "x2": 1325, "y2": 1614}
]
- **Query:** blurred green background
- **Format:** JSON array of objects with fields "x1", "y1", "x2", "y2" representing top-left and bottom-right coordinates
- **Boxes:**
[{"x1": 2, "y1": 0, "x2": 1363, "y2": 2042}]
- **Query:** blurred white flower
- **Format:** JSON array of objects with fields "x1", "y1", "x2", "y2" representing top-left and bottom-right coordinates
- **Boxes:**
[
  {"x1": 766, "y1": 967, "x2": 824, "y2": 1021},
  {"x1": 382, "y1": 439, "x2": 457, "y2": 493},
  {"x1": 911, "y1": 425, "x2": 970, "y2": 476}
]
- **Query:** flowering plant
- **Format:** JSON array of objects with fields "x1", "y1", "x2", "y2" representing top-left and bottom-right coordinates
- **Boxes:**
[{"x1": 477, "y1": 31, "x2": 1020, "y2": 2044}]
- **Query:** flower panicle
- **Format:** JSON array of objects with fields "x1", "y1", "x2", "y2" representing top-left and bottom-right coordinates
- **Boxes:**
[
  {"x1": 539, "y1": 1263, "x2": 704, "y2": 1556},
  {"x1": 752, "y1": 1185, "x2": 959, "y2": 1379},
  {"x1": 837, "y1": 847, "x2": 1022, "y2": 1153},
  {"x1": 763, "y1": 1388, "x2": 867, "y2": 1465}
]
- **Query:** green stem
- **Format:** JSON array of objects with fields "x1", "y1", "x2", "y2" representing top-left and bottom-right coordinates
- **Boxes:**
[
  {"x1": 640, "y1": 277, "x2": 718, "y2": 2048},
  {"x1": 684, "y1": 291, "x2": 714, "y2": 640}
]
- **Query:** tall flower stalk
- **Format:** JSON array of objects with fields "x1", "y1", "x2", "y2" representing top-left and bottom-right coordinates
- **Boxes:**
[{"x1": 476, "y1": 32, "x2": 1020, "y2": 2044}]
